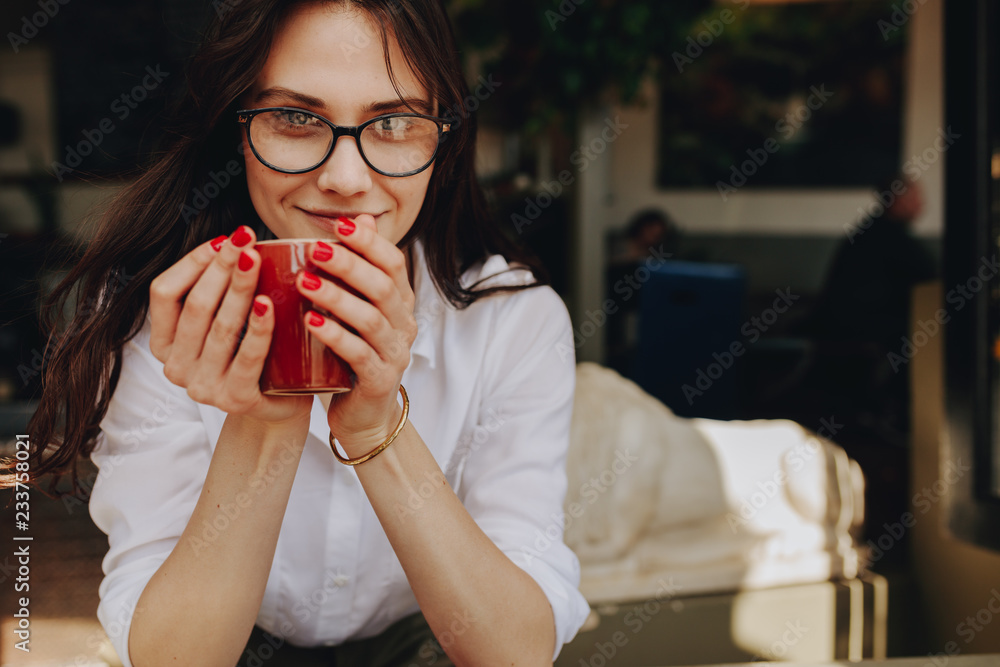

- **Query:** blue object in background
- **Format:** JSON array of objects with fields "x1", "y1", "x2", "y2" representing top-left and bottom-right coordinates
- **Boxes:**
[{"x1": 629, "y1": 261, "x2": 747, "y2": 419}]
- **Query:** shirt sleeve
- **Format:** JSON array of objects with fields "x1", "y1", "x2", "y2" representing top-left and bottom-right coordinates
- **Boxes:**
[
  {"x1": 88, "y1": 323, "x2": 213, "y2": 667},
  {"x1": 455, "y1": 284, "x2": 590, "y2": 660}
]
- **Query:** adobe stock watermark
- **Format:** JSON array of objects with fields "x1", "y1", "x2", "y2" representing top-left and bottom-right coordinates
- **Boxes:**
[
  {"x1": 887, "y1": 253, "x2": 996, "y2": 373},
  {"x1": 956, "y1": 588, "x2": 1000, "y2": 646},
  {"x1": 748, "y1": 620, "x2": 810, "y2": 662},
  {"x1": 545, "y1": 0, "x2": 588, "y2": 31},
  {"x1": 61, "y1": 394, "x2": 181, "y2": 515},
  {"x1": 88, "y1": 594, "x2": 146, "y2": 659},
  {"x1": 394, "y1": 408, "x2": 507, "y2": 521},
  {"x1": 908, "y1": 588, "x2": 1000, "y2": 667},
  {"x1": 682, "y1": 288, "x2": 801, "y2": 406},
  {"x1": 239, "y1": 566, "x2": 373, "y2": 666},
  {"x1": 212, "y1": 0, "x2": 243, "y2": 19},
  {"x1": 923, "y1": 642, "x2": 962, "y2": 667},
  {"x1": 0, "y1": 555, "x2": 17, "y2": 586},
  {"x1": 215, "y1": 0, "x2": 404, "y2": 21},
  {"x1": 189, "y1": 440, "x2": 301, "y2": 556},
  {"x1": 914, "y1": 589, "x2": 1000, "y2": 667},
  {"x1": 859, "y1": 458, "x2": 970, "y2": 574},
  {"x1": 846, "y1": 127, "x2": 961, "y2": 244},
  {"x1": 180, "y1": 142, "x2": 246, "y2": 224},
  {"x1": 672, "y1": 0, "x2": 750, "y2": 73},
  {"x1": 358, "y1": 275, "x2": 464, "y2": 385},
  {"x1": 726, "y1": 417, "x2": 843, "y2": 533},
  {"x1": 441, "y1": 75, "x2": 501, "y2": 125},
  {"x1": 554, "y1": 244, "x2": 672, "y2": 362},
  {"x1": 17, "y1": 268, "x2": 136, "y2": 388},
  {"x1": 51, "y1": 65, "x2": 171, "y2": 182},
  {"x1": 337, "y1": 2, "x2": 425, "y2": 62},
  {"x1": 290, "y1": 568, "x2": 350, "y2": 625},
  {"x1": 401, "y1": 608, "x2": 476, "y2": 666},
  {"x1": 716, "y1": 85, "x2": 834, "y2": 201},
  {"x1": 577, "y1": 577, "x2": 683, "y2": 667},
  {"x1": 877, "y1": 0, "x2": 930, "y2": 41},
  {"x1": 511, "y1": 115, "x2": 629, "y2": 236},
  {"x1": 523, "y1": 448, "x2": 639, "y2": 565},
  {"x1": 7, "y1": 0, "x2": 71, "y2": 53}
]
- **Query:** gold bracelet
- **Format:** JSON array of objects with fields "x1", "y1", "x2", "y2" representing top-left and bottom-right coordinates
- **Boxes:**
[{"x1": 329, "y1": 385, "x2": 409, "y2": 466}]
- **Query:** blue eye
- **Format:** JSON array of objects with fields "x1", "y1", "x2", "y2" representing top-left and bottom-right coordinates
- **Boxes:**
[
  {"x1": 375, "y1": 117, "x2": 410, "y2": 132},
  {"x1": 280, "y1": 111, "x2": 315, "y2": 126}
]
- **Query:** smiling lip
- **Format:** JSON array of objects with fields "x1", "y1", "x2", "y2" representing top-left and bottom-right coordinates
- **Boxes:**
[{"x1": 300, "y1": 208, "x2": 379, "y2": 232}]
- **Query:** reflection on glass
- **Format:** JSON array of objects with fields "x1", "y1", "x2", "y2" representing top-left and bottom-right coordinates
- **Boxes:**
[{"x1": 993, "y1": 147, "x2": 1000, "y2": 496}]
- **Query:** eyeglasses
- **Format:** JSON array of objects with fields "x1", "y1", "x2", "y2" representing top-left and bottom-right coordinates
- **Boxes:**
[{"x1": 236, "y1": 107, "x2": 452, "y2": 177}]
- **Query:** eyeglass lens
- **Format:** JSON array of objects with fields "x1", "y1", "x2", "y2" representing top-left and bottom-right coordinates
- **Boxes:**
[{"x1": 248, "y1": 110, "x2": 442, "y2": 175}]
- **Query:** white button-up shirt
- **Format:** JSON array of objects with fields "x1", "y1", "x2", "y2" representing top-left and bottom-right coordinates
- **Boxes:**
[{"x1": 90, "y1": 240, "x2": 590, "y2": 665}]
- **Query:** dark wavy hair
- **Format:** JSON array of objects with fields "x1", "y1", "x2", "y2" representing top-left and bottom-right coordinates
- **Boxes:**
[{"x1": 5, "y1": 0, "x2": 546, "y2": 494}]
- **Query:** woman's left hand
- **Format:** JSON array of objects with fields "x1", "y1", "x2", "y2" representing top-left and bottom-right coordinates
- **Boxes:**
[{"x1": 298, "y1": 214, "x2": 418, "y2": 455}]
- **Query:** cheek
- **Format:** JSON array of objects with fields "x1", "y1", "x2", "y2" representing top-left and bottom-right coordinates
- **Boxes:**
[
  {"x1": 245, "y1": 160, "x2": 266, "y2": 197},
  {"x1": 385, "y1": 173, "x2": 431, "y2": 216},
  {"x1": 405, "y1": 180, "x2": 430, "y2": 211},
  {"x1": 244, "y1": 164, "x2": 298, "y2": 233},
  {"x1": 406, "y1": 172, "x2": 433, "y2": 210},
  {"x1": 245, "y1": 168, "x2": 270, "y2": 214},
  {"x1": 246, "y1": 165, "x2": 290, "y2": 208}
]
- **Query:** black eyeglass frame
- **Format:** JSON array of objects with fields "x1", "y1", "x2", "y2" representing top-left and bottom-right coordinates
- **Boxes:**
[{"x1": 236, "y1": 107, "x2": 453, "y2": 177}]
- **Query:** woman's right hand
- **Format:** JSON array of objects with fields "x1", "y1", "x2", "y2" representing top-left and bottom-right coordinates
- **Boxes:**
[{"x1": 148, "y1": 226, "x2": 311, "y2": 425}]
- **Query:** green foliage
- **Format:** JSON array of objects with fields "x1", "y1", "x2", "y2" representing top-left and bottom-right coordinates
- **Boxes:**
[{"x1": 448, "y1": 0, "x2": 708, "y2": 134}]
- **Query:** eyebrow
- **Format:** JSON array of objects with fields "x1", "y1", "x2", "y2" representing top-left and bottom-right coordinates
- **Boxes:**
[
  {"x1": 254, "y1": 87, "x2": 435, "y2": 116},
  {"x1": 255, "y1": 87, "x2": 325, "y2": 108}
]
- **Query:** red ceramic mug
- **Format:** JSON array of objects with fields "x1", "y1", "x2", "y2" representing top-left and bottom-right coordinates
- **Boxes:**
[{"x1": 254, "y1": 239, "x2": 353, "y2": 395}]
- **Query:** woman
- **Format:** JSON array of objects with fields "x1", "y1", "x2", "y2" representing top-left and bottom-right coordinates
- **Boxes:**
[{"x1": 11, "y1": 1, "x2": 589, "y2": 665}]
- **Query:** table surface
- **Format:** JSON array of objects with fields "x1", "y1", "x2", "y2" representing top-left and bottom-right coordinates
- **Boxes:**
[{"x1": 673, "y1": 656, "x2": 1000, "y2": 667}]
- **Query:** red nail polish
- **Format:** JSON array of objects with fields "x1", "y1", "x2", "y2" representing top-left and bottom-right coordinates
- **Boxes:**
[
  {"x1": 301, "y1": 271, "x2": 322, "y2": 291},
  {"x1": 253, "y1": 300, "x2": 268, "y2": 317},
  {"x1": 232, "y1": 226, "x2": 252, "y2": 247},
  {"x1": 307, "y1": 311, "x2": 325, "y2": 327},
  {"x1": 210, "y1": 235, "x2": 227, "y2": 251},
  {"x1": 337, "y1": 217, "x2": 356, "y2": 236},
  {"x1": 238, "y1": 251, "x2": 254, "y2": 272},
  {"x1": 313, "y1": 241, "x2": 334, "y2": 262}
]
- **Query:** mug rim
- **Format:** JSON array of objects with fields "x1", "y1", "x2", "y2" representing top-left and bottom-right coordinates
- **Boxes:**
[{"x1": 254, "y1": 237, "x2": 337, "y2": 246}]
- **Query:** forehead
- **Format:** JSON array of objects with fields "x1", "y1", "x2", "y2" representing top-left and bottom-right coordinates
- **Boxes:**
[{"x1": 252, "y1": 4, "x2": 428, "y2": 117}]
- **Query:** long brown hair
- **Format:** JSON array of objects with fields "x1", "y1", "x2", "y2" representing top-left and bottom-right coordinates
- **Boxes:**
[{"x1": 5, "y1": 0, "x2": 546, "y2": 494}]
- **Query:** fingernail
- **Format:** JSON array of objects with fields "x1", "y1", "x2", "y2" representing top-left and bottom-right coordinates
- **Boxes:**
[
  {"x1": 313, "y1": 241, "x2": 334, "y2": 262},
  {"x1": 337, "y1": 217, "x2": 356, "y2": 236},
  {"x1": 238, "y1": 251, "x2": 254, "y2": 272},
  {"x1": 301, "y1": 271, "x2": 322, "y2": 291},
  {"x1": 253, "y1": 300, "x2": 268, "y2": 317},
  {"x1": 307, "y1": 311, "x2": 325, "y2": 327},
  {"x1": 232, "y1": 226, "x2": 252, "y2": 247},
  {"x1": 210, "y1": 235, "x2": 227, "y2": 251}
]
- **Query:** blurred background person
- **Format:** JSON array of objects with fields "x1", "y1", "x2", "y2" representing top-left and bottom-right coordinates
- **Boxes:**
[
  {"x1": 803, "y1": 172, "x2": 937, "y2": 441},
  {"x1": 812, "y1": 174, "x2": 935, "y2": 349},
  {"x1": 771, "y1": 173, "x2": 938, "y2": 561},
  {"x1": 608, "y1": 208, "x2": 682, "y2": 266},
  {"x1": 605, "y1": 208, "x2": 682, "y2": 376}
]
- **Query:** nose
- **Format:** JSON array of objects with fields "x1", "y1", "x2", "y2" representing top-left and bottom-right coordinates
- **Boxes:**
[{"x1": 315, "y1": 135, "x2": 373, "y2": 197}]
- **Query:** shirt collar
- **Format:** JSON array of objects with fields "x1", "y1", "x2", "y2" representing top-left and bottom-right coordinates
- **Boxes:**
[{"x1": 408, "y1": 240, "x2": 526, "y2": 371}]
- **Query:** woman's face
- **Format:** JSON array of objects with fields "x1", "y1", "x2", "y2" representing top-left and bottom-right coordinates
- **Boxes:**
[{"x1": 243, "y1": 4, "x2": 433, "y2": 244}]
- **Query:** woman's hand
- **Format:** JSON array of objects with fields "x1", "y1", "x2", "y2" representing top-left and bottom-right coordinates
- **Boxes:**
[
  {"x1": 148, "y1": 226, "x2": 311, "y2": 425},
  {"x1": 298, "y1": 215, "x2": 418, "y2": 455}
]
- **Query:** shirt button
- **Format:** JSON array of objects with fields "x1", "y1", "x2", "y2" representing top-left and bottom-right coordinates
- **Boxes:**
[{"x1": 333, "y1": 574, "x2": 350, "y2": 587}]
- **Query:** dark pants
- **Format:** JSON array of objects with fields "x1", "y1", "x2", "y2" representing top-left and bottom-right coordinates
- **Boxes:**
[{"x1": 237, "y1": 613, "x2": 455, "y2": 667}]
